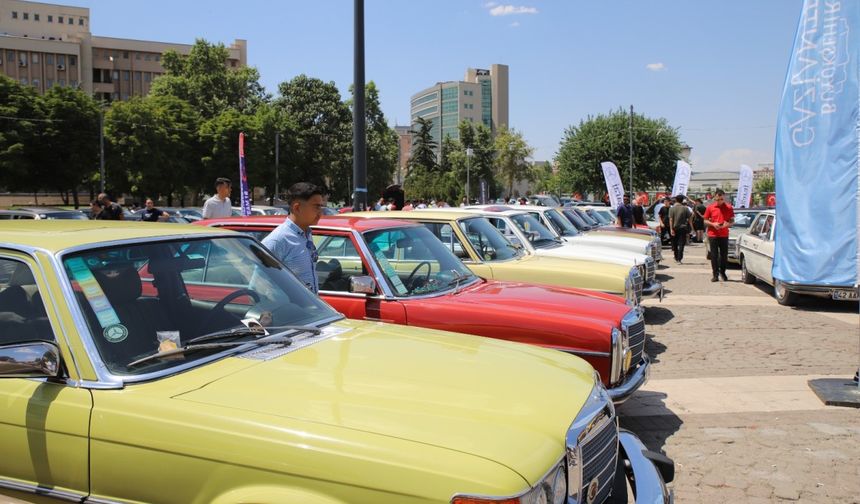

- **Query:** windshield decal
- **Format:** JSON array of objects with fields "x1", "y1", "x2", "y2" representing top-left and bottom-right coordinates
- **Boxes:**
[
  {"x1": 372, "y1": 250, "x2": 409, "y2": 295},
  {"x1": 66, "y1": 257, "x2": 122, "y2": 329}
]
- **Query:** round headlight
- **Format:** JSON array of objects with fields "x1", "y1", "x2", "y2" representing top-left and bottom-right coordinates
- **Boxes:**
[{"x1": 551, "y1": 466, "x2": 566, "y2": 504}]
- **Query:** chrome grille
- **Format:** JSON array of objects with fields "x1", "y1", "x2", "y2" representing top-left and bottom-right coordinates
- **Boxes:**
[
  {"x1": 645, "y1": 257, "x2": 656, "y2": 283},
  {"x1": 626, "y1": 319, "x2": 646, "y2": 365},
  {"x1": 649, "y1": 244, "x2": 658, "y2": 261},
  {"x1": 631, "y1": 269, "x2": 643, "y2": 304},
  {"x1": 580, "y1": 414, "x2": 619, "y2": 504}
]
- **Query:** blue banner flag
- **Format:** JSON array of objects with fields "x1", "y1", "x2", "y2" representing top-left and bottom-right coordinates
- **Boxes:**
[
  {"x1": 773, "y1": 0, "x2": 860, "y2": 287},
  {"x1": 238, "y1": 133, "x2": 251, "y2": 217}
]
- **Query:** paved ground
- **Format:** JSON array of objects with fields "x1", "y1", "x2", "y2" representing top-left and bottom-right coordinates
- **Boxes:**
[{"x1": 619, "y1": 242, "x2": 860, "y2": 502}]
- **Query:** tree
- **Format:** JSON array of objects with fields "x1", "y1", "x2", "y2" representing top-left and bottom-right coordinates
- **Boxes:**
[
  {"x1": 151, "y1": 39, "x2": 268, "y2": 119},
  {"x1": 198, "y1": 109, "x2": 260, "y2": 203},
  {"x1": 555, "y1": 108, "x2": 683, "y2": 194},
  {"x1": 0, "y1": 76, "x2": 45, "y2": 195},
  {"x1": 404, "y1": 117, "x2": 439, "y2": 201},
  {"x1": 494, "y1": 126, "x2": 534, "y2": 197},
  {"x1": 460, "y1": 121, "x2": 497, "y2": 200},
  {"x1": 348, "y1": 81, "x2": 398, "y2": 202},
  {"x1": 39, "y1": 87, "x2": 101, "y2": 206},
  {"x1": 274, "y1": 75, "x2": 351, "y2": 200},
  {"x1": 754, "y1": 175, "x2": 775, "y2": 194}
]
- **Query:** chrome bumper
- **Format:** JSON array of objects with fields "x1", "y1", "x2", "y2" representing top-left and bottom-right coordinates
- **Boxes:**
[
  {"x1": 642, "y1": 281, "x2": 664, "y2": 300},
  {"x1": 608, "y1": 356, "x2": 650, "y2": 404},
  {"x1": 618, "y1": 430, "x2": 675, "y2": 503}
]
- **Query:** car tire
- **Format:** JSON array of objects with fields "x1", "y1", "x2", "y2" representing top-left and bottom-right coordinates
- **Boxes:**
[
  {"x1": 774, "y1": 279, "x2": 797, "y2": 306},
  {"x1": 740, "y1": 257, "x2": 756, "y2": 284}
]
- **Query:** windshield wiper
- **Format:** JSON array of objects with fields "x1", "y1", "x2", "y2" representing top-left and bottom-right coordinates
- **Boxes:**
[
  {"x1": 126, "y1": 334, "x2": 294, "y2": 369},
  {"x1": 447, "y1": 270, "x2": 474, "y2": 292},
  {"x1": 187, "y1": 325, "x2": 267, "y2": 345}
]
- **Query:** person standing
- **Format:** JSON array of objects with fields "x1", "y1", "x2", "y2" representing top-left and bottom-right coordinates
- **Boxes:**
[
  {"x1": 632, "y1": 196, "x2": 647, "y2": 226},
  {"x1": 616, "y1": 194, "x2": 634, "y2": 228},
  {"x1": 202, "y1": 178, "x2": 233, "y2": 219},
  {"x1": 141, "y1": 198, "x2": 169, "y2": 222},
  {"x1": 703, "y1": 189, "x2": 735, "y2": 282},
  {"x1": 669, "y1": 195, "x2": 693, "y2": 263},
  {"x1": 262, "y1": 183, "x2": 325, "y2": 293},
  {"x1": 95, "y1": 193, "x2": 124, "y2": 220},
  {"x1": 658, "y1": 197, "x2": 671, "y2": 243},
  {"x1": 693, "y1": 198, "x2": 707, "y2": 243}
]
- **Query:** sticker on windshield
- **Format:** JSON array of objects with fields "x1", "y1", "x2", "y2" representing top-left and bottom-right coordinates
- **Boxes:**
[
  {"x1": 103, "y1": 324, "x2": 128, "y2": 343},
  {"x1": 371, "y1": 250, "x2": 409, "y2": 296},
  {"x1": 66, "y1": 257, "x2": 121, "y2": 329}
]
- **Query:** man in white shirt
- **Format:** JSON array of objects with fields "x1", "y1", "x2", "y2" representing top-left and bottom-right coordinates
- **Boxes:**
[{"x1": 202, "y1": 177, "x2": 233, "y2": 219}]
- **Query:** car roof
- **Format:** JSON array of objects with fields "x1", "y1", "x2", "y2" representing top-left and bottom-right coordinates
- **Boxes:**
[
  {"x1": 197, "y1": 214, "x2": 421, "y2": 233},
  {"x1": 0, "y1": 220, "x2": 234, "y2": 253},
  {"x1": 460, "y1": 207, "x2": 528, "y2": 217},
  {"x1": 349, "y1": 209, "x2": 478, "y2": 221}
]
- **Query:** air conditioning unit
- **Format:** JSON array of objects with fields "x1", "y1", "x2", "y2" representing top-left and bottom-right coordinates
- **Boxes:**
[{"x1": 56, "y1": 64, "x2": 65, "y2": 70}]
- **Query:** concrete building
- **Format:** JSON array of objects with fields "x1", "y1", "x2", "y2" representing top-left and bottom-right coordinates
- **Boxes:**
[
  {"x1": 410, "y1": 64, "x2": 509, "y2": 144},
  {"x1": 394, "y1": 125, "x2": 412, "y2": 184},
  {"x1": 688, "y1": 171, "x2": 739, "y2": 193},
  {"x1": 0, "y1": 0, "x2": 246, "y2": 102}
]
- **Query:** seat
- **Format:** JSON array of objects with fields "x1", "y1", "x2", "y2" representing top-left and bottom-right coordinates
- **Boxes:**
[
  {"x1": 93, "y1": 266, "x2": 173, "y2": 366},
  {"x1": 317, "y1": 259, "x2": 350, "y2": 292}
]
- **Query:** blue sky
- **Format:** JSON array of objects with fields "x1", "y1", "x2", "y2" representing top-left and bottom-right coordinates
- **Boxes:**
[{"x1": 71, "y1": 0, "x2": 802, "y2": 172}]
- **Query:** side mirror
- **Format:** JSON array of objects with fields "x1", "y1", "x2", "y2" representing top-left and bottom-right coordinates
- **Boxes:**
[
  {"x1": 0, "y1": 341, "x2": 61, "y2": 378},
  {"x1": 349, "y1": 276, "x2": 377, "y2": 295}
]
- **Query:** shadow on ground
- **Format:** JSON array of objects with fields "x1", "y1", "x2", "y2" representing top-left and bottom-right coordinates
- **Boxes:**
[
  {"x1": 645, "y1": 337, "x2": 667, "y2": 365},
  {"x1": 644, "y1": 306, "x2": 674, "y2": 325},
  {"x1": 752, "y1": 282, "x2": 860, "y2": 313},
  {"x1": 656, "y1": 273, "x2": 674, "y2": 282},
  {"x1": 617, "y1": 391, "x2": 683, "y2": 454}
]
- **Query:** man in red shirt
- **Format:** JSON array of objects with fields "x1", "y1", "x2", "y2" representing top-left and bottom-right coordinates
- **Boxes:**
[{"x1": 703, "y1": 189, "x2": 735, "y2": 282}]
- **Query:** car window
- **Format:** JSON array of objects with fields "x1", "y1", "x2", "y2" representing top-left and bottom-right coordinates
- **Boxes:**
[
  {"x1": 422, "y1": 222, "x2": 471, "y2": 260},
  {"x1": 749, "y1": 214, "x2": 766, "y2": 236},
  {"x1": 0, "y1": 257, "x2": 53, "y2": 346},
  {"x1": 544, "y1": 209, "x2": 580, "y2": 236},
  {"x1": 313, "y1": 234, "x2": 365, "y2": 292},
  {"x1": 456, "y1": 217, "x2": 522, "y2": 261},
  {"x1": 761, "y1": 215, "x2": 774, "y2": 240},
  {"x1": 63, "y1": 237, "x2": 337, "y2": 375},
  {"x1": 509, "y1": 213, "x2": 559, "y2": 248},
  {"x1": 732, "y1": 212, "x2": 756, "y2": 228}
]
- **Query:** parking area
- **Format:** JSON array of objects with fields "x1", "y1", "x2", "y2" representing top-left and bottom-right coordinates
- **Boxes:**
[{"x1": 620, "y1": 242, "x2": 860, "y2": 502}]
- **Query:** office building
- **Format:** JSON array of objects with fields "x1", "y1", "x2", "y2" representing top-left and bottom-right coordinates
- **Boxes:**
[
  {"x1": 410, "y1": 63, "x2": 508, "y2": 144},
  {"x1": 0, "y1": 0, "x2": 246, "y2": 101}
]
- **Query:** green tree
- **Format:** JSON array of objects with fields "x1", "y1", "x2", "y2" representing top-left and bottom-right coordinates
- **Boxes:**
[
  {"x1": 754, "y1": 175, "x2": 775, "y2": 193},
  {"x1": 555, "y1": 108, "x2": 683, "y2": 194},
  {"x1": 274, "y1": 75, "x2": 351, "y2": 199},
  {"x1": 151, "y1": 39, "x2": 268, "y2": 119},
  {"x1": 404, "y1": 117, "x2": 439, "y2": 201},
  {"x1": 39, "y1": 86, "x2": 101, "y2": 207},
  {"x1": 494, "y1": 126, "x2": 535, "y2": 197},
  {"x1": 460, "y1": 121, "x2": 497, "y2": 200},
  {"x1": 0, "y1": 76, "x2": 45, "y2": 195},
  {"x1": 198, "y1": 108, "x2": 261, "y2": 203},
  {"x1": 348, "y1": 81, "x2": 398, "y2": 202}
]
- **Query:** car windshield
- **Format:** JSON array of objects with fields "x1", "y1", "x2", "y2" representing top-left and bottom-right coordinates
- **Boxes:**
[
  {"x1": 44, "y1": 211, "x2": 90, "y2": 220},
  {"x1": 62, "y1": 236, "x2": 338, "y2": 376},
  {"x1": 454, "y1": 217, "x2": 523, "y2": 261},
  {"x1": 509, "y1": 213, "x2": 559, "y2": 248},
  {"x1": 543, "y1": 209, "x2": 580, "y2": 237},
  {"x1": 733, "y1": 212, "x2": 757, "y2": 228},
  {"x1": 561, "y1": 208, "x2": 591, "y2": 230},
  {"x1": 364, "y1": 226, "x2": 477, "y2": 297},
  {"x1": 582, "y1": 208, "x2": 606, "y2": 225}
]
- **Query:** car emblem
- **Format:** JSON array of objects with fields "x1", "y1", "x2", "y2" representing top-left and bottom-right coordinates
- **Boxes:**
[{"x1": 586, "y1": 478, "x2": 600, "y2": 503}]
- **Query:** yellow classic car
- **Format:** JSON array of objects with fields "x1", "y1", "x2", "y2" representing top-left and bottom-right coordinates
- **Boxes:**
[
  {"x1": 0, "y1": 221, "x2": 673, "y2": 503},
  {"x1": 350, "y1": 210, "x2": 644, "y2": 305}
]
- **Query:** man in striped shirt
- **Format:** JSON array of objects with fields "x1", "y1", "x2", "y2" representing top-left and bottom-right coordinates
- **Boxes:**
[{"x1": 262, "y1": 183, "x2": 326, "y2": 293}]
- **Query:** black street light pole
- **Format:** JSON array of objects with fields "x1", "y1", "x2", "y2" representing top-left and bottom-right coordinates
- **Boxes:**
[{"x1": 352, "y1": 0, "x2": 367, "y2": 211}]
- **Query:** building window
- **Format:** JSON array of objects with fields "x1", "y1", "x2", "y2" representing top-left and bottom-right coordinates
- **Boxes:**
[
  {"x1": 70, "y1": 55, "x2": 76, "y2": 66},
  {"x1": 34, "y1": 13, "x2": 39, "y2": 21},
  {"x1": 67, "y1": 17, "x2": 73, "y2": 24},
  {"x1": 144, "y1": 54, "x2": 151, "y2": 61},
  {"x1": 231, "y1": 60, "x2": 236, "y2": 67},
  {"x1": 70, "y1": 80, "x2": 77, "y2": 87},
  {"x1": 123, "y1": 71, "x2": 129, "y2": 81},
  {"x1": 112, "y1": 92, "x2": 119, "y2": 101},
  {"x1": 12, "y1": 12, "x2": 18, "y2": 19},
  {"x1": 46, "y1": 54, "x2": 53, "y2": 65},
  {"x1": 48, "y1": 15, "x2": 52, "y2": 22},
  {"x1": 33, "y1": 78, "x2": 40, "y2": 87},
  {"x1": 104, "y1": 51, "x2": 109, "y2": 60},
  {"x1": 112, "y1": 70, "x2": 119, "y2": 81},
  {"x1": 134, "y1": 71, "x2": 141, "y2": 81},
  {"x1": 113, "y1": 51, "x2": 119, "y2": 59},
  {"x1": 92, "y1": 68, "x2": 101, "y2": 83},
  {"x1": 20, "y1": 78, "x2": 28, "y2": 85},
  {"x1": 123, "y1": 51, "x2": 129, "y2": 59},
  {"x1": 154, "y1": 54, "x2": 160, "y2": 62},
  {"x1": 135, "y1": 53, "x2": 141, "y2": 60},
  {"x1": 79, "y1": 18, "x2": 84, "y2": 25},
  {"x1": 23, "y1": 12, "x2": 29, "y2": 20},
  {"x1": 18, "y1": 53, "x2": 27, "y2": 66},
  {"x1": 6, "y1": 50, "x2": 14, "y2": 62},
  {"x1": 144, "y1": 73, "x2": 151, "y2": 82},
  {"x1": 58, "y1": 78, "x2": 65, "y2": 87},
  {"x1": 47, "y1": 79, "x2": 54, "y2": 87},
  {"x1": 32, "y1": 53, "x2": 39, "y2": 64},
  {"x1": 58, "y1": 16, "x2": 63, "y2": 23},
  {"x1": 57, "y1": 55, "x2": 65, "y2": 65}
]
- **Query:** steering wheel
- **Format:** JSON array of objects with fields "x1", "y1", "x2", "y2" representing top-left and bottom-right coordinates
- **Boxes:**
[
  {"x1": 212, "y1": 288, "x2": 261, "y2": 313},
  {"x1": 405, "y1": 261, "x2": 432, "y2": 291}
]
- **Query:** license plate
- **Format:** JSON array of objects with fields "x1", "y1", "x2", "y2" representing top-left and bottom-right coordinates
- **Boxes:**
[{"x1": 832, "y1": 289, "x2": 859, "y2": 300}]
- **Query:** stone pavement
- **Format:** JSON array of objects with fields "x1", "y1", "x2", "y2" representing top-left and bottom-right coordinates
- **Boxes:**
[{"x1": 619, "y1": 243, "x2": 860, "y2": 502}]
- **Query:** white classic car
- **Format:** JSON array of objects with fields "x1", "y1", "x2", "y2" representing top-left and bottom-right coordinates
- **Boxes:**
[
  {"x1": 738, "y1": 209, "x2": 859, "y2": 305},
  {"x1": 460, "y1": 208, "x2": 663, "y2": 299}
]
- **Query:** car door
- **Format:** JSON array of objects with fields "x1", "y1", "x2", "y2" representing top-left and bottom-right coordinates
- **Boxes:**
[
  {"x1": 314, "y1": 232, "x2": 406, "y2": 324},
  {"x1": 741, "y1": 214, "x2": 767, "y2": 278},
  {"x1": 0, "y1": 253, "x2": 92, "y2": 501},
  {"x1": 759, "y1": 215, "x2": 776, "y2": 285}
]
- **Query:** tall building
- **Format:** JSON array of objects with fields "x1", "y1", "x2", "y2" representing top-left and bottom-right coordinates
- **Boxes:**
[
  {"x1": 410, "y1": 63, "x2": 509, "y2": 144},
  {"x1": 394, "y1": 125, "x2": 412, "y2": 184},
  {"x1": 0, "y1": 0, "x2": 246, "y2": 102}
]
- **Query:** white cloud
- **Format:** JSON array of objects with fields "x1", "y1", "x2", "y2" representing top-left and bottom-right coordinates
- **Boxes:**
[
  {"x1": 510, "y1": 21, "x2": 521, "y2": 27},
  {"x1": 483, "y1": 1, "x2": 498, "y2": 7},
  {"x1": 646, "y1": 62, "x2": 666, "y2": 72},
  {"x1": 489, "y1": 5, "x2": 539, "y2": 16}
]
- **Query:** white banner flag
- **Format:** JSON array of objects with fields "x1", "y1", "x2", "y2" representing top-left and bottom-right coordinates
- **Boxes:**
[
  {"x1": 735, "y1": 164, "x2": 754, "y2": 208},
  {"x1": 600, "y1": 161, "x2": 625, "y2": 209},
  {"x1": 671, "y1": 160, "x2": 692, "y2": 197}
]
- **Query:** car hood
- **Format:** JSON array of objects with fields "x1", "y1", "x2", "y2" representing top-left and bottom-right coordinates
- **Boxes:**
[
  {"x1": 562, "y1": 234, "x2": 648, "y2": 254},
  {"x1": 486, "y1": 254, "x2": 630, "y2": 293},
  {"x1": 173, "y1": 319, "x2": 594, "y2": 482},
  {"x1": 538, "y1": 239, "x2": 649, "y2": 266}
]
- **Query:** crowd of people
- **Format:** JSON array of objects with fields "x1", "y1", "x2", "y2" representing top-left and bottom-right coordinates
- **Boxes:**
[{"x1": 616, "y1": 189, "x2": 735, "y2": 282}]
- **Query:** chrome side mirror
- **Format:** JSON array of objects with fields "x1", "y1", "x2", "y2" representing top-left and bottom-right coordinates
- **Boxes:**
[
  {"x1": 0, "y1": 341, "x2": 61, "y2": 378},
  {"x1": 349, "y1": 276, "x2": 377, "y2": 295}
]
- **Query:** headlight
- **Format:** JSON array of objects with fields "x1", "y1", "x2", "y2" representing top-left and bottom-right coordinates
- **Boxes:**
[
  {"x1": 454, "y1": 460, "x2": 567, "y2": 504},
  {"x1": 609, "y1": 327, "x2": 629, "y2": 384}
]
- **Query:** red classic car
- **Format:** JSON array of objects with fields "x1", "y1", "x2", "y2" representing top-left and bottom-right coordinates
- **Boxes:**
[{"x1": 195, "y1": 215, "x2": 651, "y2": 403}]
